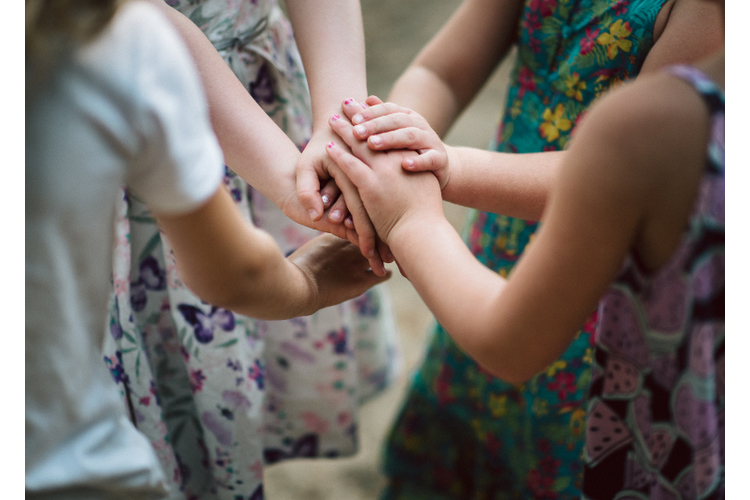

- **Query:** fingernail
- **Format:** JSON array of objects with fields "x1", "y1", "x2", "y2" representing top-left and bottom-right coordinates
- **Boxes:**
[
  {"x1": 327, "y1": 141, "x2": 334, "y2": 148},
  {"x1": 354, "y1": 124, "x2": 367, "y2": 136},
  {"x1": 331, "y1": 114, "x2": 340, "y2": 121},
  {"x1": 352, "y1": 114, "x2": 364, "y2": 124},
  {"x1": 344, "y1": 98, "x2": 354, "y2": 105},
  {"x1": 308, "y1": 209, "x2": 318, "y2": 219},
  {"x1": 345, "y1": 217, "x2": 354, "y2": 227},
  {"x1": 370, "y1": 135, "x2": 383, "y2": 146},
  {"x1": 405, "y1": 159, "x2": 414, "y2": 169},
  {"x1": 367, "y1": 248, "x2": 375, "y2": 258},
  {"x1": 330, "y1": 210, "x2": 342, "y2": 221},
  {"x1": 321, "y1": 194, "x2": 331, "y2": 206}
]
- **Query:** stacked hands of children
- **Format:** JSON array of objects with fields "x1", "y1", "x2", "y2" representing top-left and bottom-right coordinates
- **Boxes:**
[{"x1": 321, "y1": 97, "x2": 446, "y2": 246}]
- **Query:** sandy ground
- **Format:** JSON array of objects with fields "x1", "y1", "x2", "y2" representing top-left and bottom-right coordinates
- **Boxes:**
[{"x1": 265, "y1": 1, "x2": 515, "y2": 497}]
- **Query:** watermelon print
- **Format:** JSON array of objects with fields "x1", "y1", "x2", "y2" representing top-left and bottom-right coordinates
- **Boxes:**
[{"x1": 582, "y1": 66, "x2": 724, "y2": 499}]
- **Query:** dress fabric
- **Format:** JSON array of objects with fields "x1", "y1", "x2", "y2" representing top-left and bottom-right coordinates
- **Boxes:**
[
  {"x1": 582, "y1": 64, "x2": 724, "y2": 500},
  {"x1": 382, "y1": 1, "x2": 668, "y2": 498},
  {"x1": 102, "y1": 1, "x2": 401, "y2": 499}
]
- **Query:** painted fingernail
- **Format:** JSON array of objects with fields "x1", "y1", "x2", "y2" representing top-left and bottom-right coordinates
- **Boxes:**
[
  {"x1": 405, "y1": 159, "x2": 415, "y2": 169},
  {"x1": 352, "y1": 114, "x2": 364, "y2": 124},
  {"x1": 370, "y1": 135, "x2": 383, "y2": 146},
  {"x1": 330, "y1": 210, "x2": 343, "y2": 221},
  {"x1": 321, "y1": 194, "x2": 331, "y2": 206},
  {"x1": 331, "y1": 114, "x2": 340, "y2": 121},
  {"x1": 344, "y1": 98, "x2": 354, "y2": 105},
  {"x1": 327, "y1": 141, "x2": 334, "y2": 148},
  {"x1": 354, "y1": 125, "x2": 367, "y2": 136},
  {"x1": 308, "y1": 209, "x2": 318, "y2": 219},
  {"x1": 345, "y1": 217, "x2": 354, "y2": 228}
]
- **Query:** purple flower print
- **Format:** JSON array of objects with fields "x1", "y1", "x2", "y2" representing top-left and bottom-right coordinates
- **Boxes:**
[
  {"x1": 249, "y1": 63, "x2": 275, "y2": 104},
  {"x1": 327, "y1": 328, "x2": 348, "y2": 354},
  {"x1": 177, "y1": 304, "x2": 236, "y2": 344},
  {"x1": 130, "y1": 256, "x2": 166, "y2": 312}
]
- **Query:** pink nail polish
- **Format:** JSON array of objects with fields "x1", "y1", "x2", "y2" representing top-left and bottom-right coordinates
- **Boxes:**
[
  {"x1": 331, "y1": 114, "x2": 340, "y2": 121},
  {"x1": 327, "y1": 141, "x2": 334, "y2": 148},
  {"x1": 344, "y1": 98, "x2": 353, "y2": 105}
]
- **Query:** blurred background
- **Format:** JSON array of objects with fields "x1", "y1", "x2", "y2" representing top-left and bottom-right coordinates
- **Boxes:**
[{"x1": 266, "y1": 0, "x2": 516, "y2": 497}]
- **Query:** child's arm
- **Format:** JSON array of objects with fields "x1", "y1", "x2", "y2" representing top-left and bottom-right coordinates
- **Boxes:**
[
  {"x1": 327, "y1": 74, "x2": 705, "y2": 382},
  {"x1": 155, "y1": 186, "x2": 390, "y2": 321},
  {"x1": 386, "y1": 0, "x2": 524, "y2": 136},
  {"x1": 144, "y1": 0, "x2": 386, "y2": 275},
  {"x1": 340, "y1": 98, "x2": 562, "y2": 221}
]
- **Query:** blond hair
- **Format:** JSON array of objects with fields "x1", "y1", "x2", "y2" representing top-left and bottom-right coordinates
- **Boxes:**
[{"x1": 26, "y1": 0, "x2": 125, "y2": 80}]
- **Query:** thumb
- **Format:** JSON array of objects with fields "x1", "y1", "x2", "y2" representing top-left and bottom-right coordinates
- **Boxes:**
[
  {"x1": 296, "y1": 160, "x2": 325, "y2": 221},
  {"x1": 325, "y1": 142, "x2": 373, "y2": 190}
]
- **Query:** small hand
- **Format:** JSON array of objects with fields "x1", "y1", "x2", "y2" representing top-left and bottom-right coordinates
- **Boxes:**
[
  {"x1": 342, "y1": 97, "x2": 451, "y2": 190},
  {"x1": 288, "y1": 233, "x2": 391, "y2": 312},
  {"x1": 325, "y1": 111, "x2": 443, "y2": 244},
  {"x1": 294, "y1": 127, "x2": 388, "y2": 275}
]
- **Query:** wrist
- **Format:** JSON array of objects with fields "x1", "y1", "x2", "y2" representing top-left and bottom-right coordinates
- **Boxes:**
[{"x1": 387, "y1": 210, "x2": 450, "y2": 255}]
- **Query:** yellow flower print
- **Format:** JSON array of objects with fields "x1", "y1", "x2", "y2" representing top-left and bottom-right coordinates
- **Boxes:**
[
  {"x1": 569, "y1": 407, "x2": 587, "y2": 437},
  {"x1": 546, "y1": 359, "x2": 567, "y2": 378},
  {"x1": 565, "y1": 73, "x2": 586, "y2": 101},
  {"x1": 597, "y1": 19, "x2": 633, "y2": 59},
  {"x1": 488, "y1": 393, "x2": 508, "y2": 417},
  {"x1": 539, "y1": 104, "x2": 572, "y2": 142}
]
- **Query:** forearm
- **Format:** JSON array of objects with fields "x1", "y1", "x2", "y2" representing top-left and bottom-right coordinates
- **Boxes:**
[
  {"x1": 147, "y1": 0, "x2": 300, "y2": 205},
  {"x1": 157, "y1": 190, "x2": 315, "y2": 320},
  {"x1": 388, "y1": 0, "x2": 522, "y2": 136},
  {"x1": 442, "y1": 147, "x2": 564, "y2": 220},
  {"x1": 285, "y1": 0, "x2": 368, "y2": 129},
  {"x1": 387, "y1": 215, "x2": 526, "y2": 380}
]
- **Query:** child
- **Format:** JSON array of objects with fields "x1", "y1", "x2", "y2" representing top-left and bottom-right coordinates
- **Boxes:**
[
  {"x1": 324, "y1": 29, "x2": 724, "y2": 500},
  {"x1": 25, "y1": 1, "x2": 388, "y2": 497},
  {"x1": 102, "y1": 1, "x2": 400, "y2": 496},
  {"x1": 316, "y1": 0, "x2": 724, "y2": 496}
]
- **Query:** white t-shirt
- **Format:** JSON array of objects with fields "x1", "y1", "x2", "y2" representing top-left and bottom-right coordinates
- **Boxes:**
[{"x1": 25, "y1": 2, "x2": 224, "y2": 496}]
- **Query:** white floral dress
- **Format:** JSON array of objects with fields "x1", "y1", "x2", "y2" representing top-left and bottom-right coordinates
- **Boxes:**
[{"x1": 103, "y1": 1, "x2": 401, "y2": 498}]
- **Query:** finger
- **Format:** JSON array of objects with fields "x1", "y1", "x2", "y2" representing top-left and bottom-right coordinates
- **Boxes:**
[
  {"x1": 376, "y1": 238, "x2": 394, "y2": 264},
  {"x1": 345, "y1": 101, "x2": 413, "y2": 125},
  {"x1": 329, "y1": 113, "x2": 359, "y2": 150},
  {"x1": 324, "y1": 141, "x2": 374, "y2": 189},
  {"x1": 325, "y1": 156, "x2": 386, "y2": 276},
  {"x1": 296, "y1": 162, "x2": 325, "y2": 221},
  {"x1": 319, "y1": 178, "x2": 341, "y2": 211},
  {"x1": 402, "y1": 150, "x2": 445, "y2": 172},
  {"x1": 365, "y1": 95, "x2": 384, "y2": 107},
  {"x1": 351, "y1": 112, "x2": 419, "y2": 141},
  {"x1": 326, "y1": 193, "x2": 349, "y2": 225},
  {"x1": 367, "y1": 127, "x2": 432, "y2": 151}
]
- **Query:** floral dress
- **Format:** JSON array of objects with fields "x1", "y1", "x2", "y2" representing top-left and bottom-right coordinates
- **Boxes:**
[
  {"x1": 382, "y1": 1, "x2": 668, "y2": 499},
  {"x1": 583, "y1": 64, "x2": 724, "y2": 500},
  {"x1": 103, "y1": 1, "x2": 400, "y2": 499}
]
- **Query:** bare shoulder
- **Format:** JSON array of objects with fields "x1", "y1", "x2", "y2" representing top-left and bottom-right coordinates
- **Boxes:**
[{"x1": 568, "y1": 73, "x2": 710, "y2": 187}]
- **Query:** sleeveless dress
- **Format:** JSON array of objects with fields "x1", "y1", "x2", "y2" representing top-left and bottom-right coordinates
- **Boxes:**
[
  {"x1": 582, "y1": 64, "x2": 724, "y2": 500},
  {"x1": 102, "y1": 1, "x2": 401, "y2": 498},
  {"x1": 382, "y1": 1, "x2": 668, "y2": 499}
]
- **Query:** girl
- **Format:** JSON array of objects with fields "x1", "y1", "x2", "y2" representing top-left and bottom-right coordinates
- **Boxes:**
[
  {"x1": 324, "y1": 24, "x2": 724, "y2": 499},
  {"x1": 307, "y1": 0, "x2": 723, "y2": 497},
  {"x1": 103, "y1": 1, "x2": 399, "y2": 496},
  {"x1": 25, "y1": 0, "x2": 387, "y2": 497}
]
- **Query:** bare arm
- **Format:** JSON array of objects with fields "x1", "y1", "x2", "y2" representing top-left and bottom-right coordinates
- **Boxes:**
[
  {"x1": 328, "y1": 75, "x2": 703, "y2": 382},
  {"x1": 155, "y1": 187, "x2": 389, "y2": 320},
  {"x1": 387, "y1": 0, "x2": 523, "y2": 136}
]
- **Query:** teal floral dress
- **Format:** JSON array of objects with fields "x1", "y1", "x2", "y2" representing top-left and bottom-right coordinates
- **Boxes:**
[
  {"x1": 382, "y1": 1, "x2": 669, "y2": 499},
  {"x1": 102, "y1": 1, "x2": 401, "y2": 499}
]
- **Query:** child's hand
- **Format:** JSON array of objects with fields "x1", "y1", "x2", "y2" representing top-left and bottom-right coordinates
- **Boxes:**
[
  {"x1": 341, "y1": 96, "x2": 451, "y2": 190},
  {"x1": 293, "y1": 127, "x2": 391, "y2": 275},
  {"x1": 325, "y1": 112, "x2": 443, "y2": 245},
  {"x1": 288, "y1": 233, "x2": 391, "y2": 313}
]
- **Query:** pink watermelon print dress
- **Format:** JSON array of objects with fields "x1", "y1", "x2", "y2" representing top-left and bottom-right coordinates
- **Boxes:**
[{"x1": 582, "y1": 64, "x2": 724, "y2": 499}]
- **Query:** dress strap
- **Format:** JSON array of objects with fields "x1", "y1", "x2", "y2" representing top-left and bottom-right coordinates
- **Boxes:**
[{"x1": 665, "y1": 64, "x2": 724, "y2": 113}]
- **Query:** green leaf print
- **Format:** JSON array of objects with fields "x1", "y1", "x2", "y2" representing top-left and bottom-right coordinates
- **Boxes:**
[
  {"x1": 216, "y1": 338, "x2": 239, "y2": 348},
  {"x1": 137, "y1": 232, "x2": 162, "y2": 267}
]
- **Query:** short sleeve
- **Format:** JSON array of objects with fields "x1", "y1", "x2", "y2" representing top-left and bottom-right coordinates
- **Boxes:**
[{"x1": 110, "y1": 3, "x2": 225, "y2": 215}]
